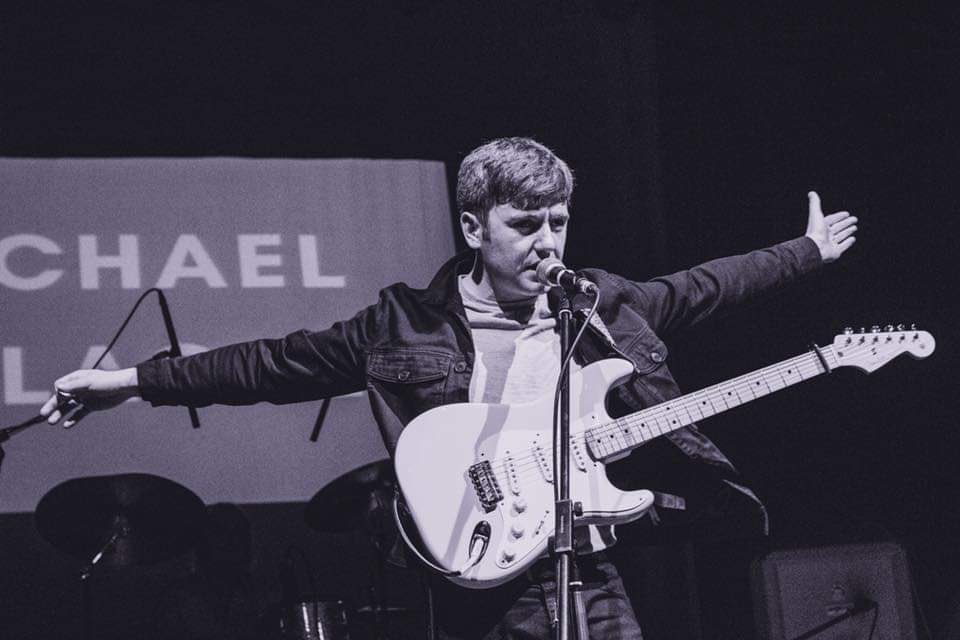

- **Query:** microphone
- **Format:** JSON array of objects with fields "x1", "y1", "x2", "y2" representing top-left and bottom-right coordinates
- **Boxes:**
[{"x1": 536, "y1": 258, "x2": 597, "y2": 295}]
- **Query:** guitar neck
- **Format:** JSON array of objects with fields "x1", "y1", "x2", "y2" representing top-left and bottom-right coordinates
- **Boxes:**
[{"x1": 586, "y1": 345, "x2": 839, "y2": 460}]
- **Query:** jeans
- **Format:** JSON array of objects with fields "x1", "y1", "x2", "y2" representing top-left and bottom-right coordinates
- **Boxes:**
[{"x1": 433, "y1": 553, "x2": 644, "y2": 640}]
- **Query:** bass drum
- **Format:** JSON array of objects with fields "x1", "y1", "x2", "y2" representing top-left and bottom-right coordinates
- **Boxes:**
[{"x1": 279, "y1": 599, "x2": 352, "y2": 640}]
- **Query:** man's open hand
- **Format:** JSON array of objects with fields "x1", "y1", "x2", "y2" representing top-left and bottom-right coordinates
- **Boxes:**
[
  {"x1": 40, "y1": 368, "x2": 140, "y2": 427},
  {"x1": 805, "y1": 191, "x2": 858, "y2": 263}
]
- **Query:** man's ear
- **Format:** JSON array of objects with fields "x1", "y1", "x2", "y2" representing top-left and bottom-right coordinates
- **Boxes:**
[{"x1": 460, "y1": 211, "x2": 483, "y2": 249}]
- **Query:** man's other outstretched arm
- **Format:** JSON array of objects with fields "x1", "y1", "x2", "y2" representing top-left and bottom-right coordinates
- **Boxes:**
[
  {"x1": 42, "y1": 303, "x2": 379, "y2": 426},
  {"x1": 622, "y1": 191, "x2": 857, "y2": 337}
]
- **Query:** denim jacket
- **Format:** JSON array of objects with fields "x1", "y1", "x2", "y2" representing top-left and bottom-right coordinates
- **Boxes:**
[{"x1": 138, "y1": 236, "x2": 822, "y2": 530}]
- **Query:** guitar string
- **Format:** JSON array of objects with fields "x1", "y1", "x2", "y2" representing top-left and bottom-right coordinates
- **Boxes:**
[
  {"x1": 480, "y1": 336, "x2": 908, "y2": 485},
  {"x1": 484, "y1": 354, "x2": 832, "y2": 484},
  {"x1": 485, "y1": 356, "x2": 831, "y2": 481},
  {"x1": 486, "y1": 355, "x2": 830, "y2": 483},
  {"x1": 599, "y1": 332, "x2": 919, "y2": 453}
]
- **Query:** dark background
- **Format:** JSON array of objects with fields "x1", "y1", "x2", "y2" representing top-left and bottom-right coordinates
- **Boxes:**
[{"x1": 3, "y1": 2, "x2": 958, "y2": 638}]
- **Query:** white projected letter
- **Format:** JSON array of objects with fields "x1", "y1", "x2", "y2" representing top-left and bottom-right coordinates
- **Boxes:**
[
  {"x1": 238, "y1": 234, "x2": 285, "y2": 288},
  {"x1": 156, "y1": 234, "x2": 227, "y2": 288},
  {"x1": 79, "y1": 345, "x2": 121, "y2": 371},
  {"x1": 0, "y1": 234, "x2": 64, "y2": 291},
  {"x1": 3, "y1": 347, "x2": 49, "y2": 404},
  {"x1": 79, "y1": 235, "x2": 141, "y2": 290},
  {"x1": 299, "y1": 235, "x2": 346, "y2": 288}
]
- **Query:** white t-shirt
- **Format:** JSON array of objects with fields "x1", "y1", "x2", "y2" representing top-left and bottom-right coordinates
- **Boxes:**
[{"x1": 458, "y1": 274, "x2": 615, "y2": 553}]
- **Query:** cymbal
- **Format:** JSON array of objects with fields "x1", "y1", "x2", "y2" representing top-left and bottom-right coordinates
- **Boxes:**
[
  {"x1": 35, "y1": 473, "x2": 206, "y2": 567},
  {"x1": 305, "y1": 459, "x2": 394, "y2": 533}
]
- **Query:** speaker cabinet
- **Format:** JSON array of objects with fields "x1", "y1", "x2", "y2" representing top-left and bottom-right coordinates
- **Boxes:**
[{"x1": 751, "y1": 542, "x2": 917, "y2": 640}]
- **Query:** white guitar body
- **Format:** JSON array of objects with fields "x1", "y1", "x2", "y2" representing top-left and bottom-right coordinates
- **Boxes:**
[{"x1": 394, "y1": 358, "x2": 655, "y2": 589}]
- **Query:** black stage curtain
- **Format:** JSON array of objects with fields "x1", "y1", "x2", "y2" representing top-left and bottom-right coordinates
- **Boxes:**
[{"x1": 1, "y1": 0, "x2": 666, "y2": 278}]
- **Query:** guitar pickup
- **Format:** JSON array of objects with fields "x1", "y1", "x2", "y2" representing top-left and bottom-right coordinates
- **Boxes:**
[{"x1": 468, "y1": 460, "x2": 503, "y2": 513}]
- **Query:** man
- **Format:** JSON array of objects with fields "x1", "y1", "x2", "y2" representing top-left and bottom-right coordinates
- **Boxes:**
[{"x1": 42, "y1": 137, "x2": 857, "y2": 638}]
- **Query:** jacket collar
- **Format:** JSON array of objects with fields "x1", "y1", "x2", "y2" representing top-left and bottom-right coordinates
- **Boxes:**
[{"x1": 423, "y1": 250, "x2": 476, "y2": 312}]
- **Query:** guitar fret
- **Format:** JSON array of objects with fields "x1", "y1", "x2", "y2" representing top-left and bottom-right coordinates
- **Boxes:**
[
  {"x1": 619, "y1": 420, "x2": 637, "y2": 446},
  {"x1": 678, "y1": 403, "x2": 695, "y2": 426},
  {"x1": 766, "y1": 371, "x2": 786, "y2": 392},
  {"x1": 638, "y1": 419, "x2": 655, "y2": 442},
  {"x1": 690, "y1": 393, "x2": 709, "y2": 419}
]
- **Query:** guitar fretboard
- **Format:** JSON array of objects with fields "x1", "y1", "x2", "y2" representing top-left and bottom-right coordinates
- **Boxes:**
[{"x1": 585, "y1": 346, "x2": 839, "y2": 460}]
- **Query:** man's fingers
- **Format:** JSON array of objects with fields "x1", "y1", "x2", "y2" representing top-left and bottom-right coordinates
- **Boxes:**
[
  {"x1": 833, "y1": 226, "x2": 857, "y2": 242},
  {"x1": 63, "y1": 405, "x2": 90, "y2": 429},
  {"x1": 838, "y1": 237, "x2": 856, "y2": 252},
  {"x1": 808, "y1": 191, "x2": 823, "y2": 216},
  {"x1": 825, "y1": 211, "x2": 852, "y2": 224},
  {"x1": 47, "y1": 398, "x2": 82, "y2": 424},
  {"x1": 829, "y1": 215, "x2": 857, "y2": 230},
  {"x1": 40, "y1": 394, "x2": 59, "y2": 417}
]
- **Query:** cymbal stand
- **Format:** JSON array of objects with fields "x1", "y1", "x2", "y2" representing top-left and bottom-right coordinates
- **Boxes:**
[
  {"x1": 78, "y1": 517, "x2": 128, "y2": 640},
  {"x1": 365, "y1": 494, "x2": 392, "y2": 640}
]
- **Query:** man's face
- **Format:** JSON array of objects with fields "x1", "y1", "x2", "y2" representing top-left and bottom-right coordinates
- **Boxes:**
[{"x1": 468, "y1": 203, "x2": 570, "y2": 300}]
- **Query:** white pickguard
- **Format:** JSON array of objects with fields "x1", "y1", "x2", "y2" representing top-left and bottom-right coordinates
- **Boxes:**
[{"x1": 394, "y1": 358, "x2": 655, "y2": 588}]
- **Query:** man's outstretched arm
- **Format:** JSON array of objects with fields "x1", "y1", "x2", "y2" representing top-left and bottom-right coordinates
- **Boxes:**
[
  {"x1": 40, "y1": 301, "x2": 380, "y2": 427},
  {"x1": 622, "y1": 191, "x2": 858, "y2": 336}
]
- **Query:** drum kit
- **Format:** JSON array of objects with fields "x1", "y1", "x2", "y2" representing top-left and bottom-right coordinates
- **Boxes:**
[{"x1": 34, "y1": 461, "x2": 424, "y2": 640}]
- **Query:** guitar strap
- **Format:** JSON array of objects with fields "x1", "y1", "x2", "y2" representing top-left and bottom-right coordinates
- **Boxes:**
[
  {"x1": 575, "y1": 307, "x2": 687, "y2": 514},
  {"x1": 576, "y1": 307, "x2": 771, "y2": 534}
]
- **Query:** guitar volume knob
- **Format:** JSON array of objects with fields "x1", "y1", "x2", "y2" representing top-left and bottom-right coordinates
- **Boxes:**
[
  {"x1": 510, "y1": 523, "x2": 525, "y2": 539},
  {"x1": 501, "y1": 548, "x2": 516, "y2": 563}
]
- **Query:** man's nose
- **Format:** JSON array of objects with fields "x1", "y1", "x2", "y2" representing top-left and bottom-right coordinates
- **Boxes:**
[{"x1": 533, "y1": 225, "x2": 558, "y2": 256}]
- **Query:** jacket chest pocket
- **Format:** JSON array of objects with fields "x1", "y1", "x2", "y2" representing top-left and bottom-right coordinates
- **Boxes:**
[{"x1": 366, "y1": 348, "x2": 453, "y2": 411}]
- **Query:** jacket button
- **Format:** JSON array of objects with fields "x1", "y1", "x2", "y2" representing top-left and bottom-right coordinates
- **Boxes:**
[
  {"x1": 454, "y1": 361, "x2": 467, "y2": 373},
  {"x1": 650, "y1": 352, "x2": 664, "y2": 363},
  {"x1": 397, "y1": 370, "x2": 410, "y2": 381}
]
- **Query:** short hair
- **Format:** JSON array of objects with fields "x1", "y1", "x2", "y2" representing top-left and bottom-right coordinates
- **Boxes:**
[{"x1": 456, "y1": 137, "x2": 574, "y2": 223}]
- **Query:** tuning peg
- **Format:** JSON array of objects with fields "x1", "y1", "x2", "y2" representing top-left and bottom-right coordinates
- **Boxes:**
[
  {"x1": 871, "y1": 325, "x2": 881, "y2": 333},
  {"x1": 897, "y1": 324, "x2": 905, "y2": 331},
  {"x1": 843, "y1": 327, "x2": 854, "y2": 335},
  {"x1": 859, "y1": 327, "x2": 866, "y2": 334},
  {"x1": 911, "y1": 323, "x2": 918, "y2": 331},
  {"x1": 884, "y1": 324, "x2": 895, "y2": 332}
]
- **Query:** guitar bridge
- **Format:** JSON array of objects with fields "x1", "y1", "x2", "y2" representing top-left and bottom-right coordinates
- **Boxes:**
[{"x1": 468, "y1": 461, "x2": 503, "y2": 513}]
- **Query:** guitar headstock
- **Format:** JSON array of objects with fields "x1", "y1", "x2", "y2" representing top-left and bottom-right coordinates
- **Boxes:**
[{"x1": 833, "y1": 324, "x2": 936, "y2": 373}]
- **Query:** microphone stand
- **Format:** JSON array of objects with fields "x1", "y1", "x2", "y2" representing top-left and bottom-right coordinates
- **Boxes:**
[
  {"x1": 553, "y1": 291, "x2": 580, "y2": 640},
  {"x1": 155, "y1": 290, "x2": 200, "y2": 429}
]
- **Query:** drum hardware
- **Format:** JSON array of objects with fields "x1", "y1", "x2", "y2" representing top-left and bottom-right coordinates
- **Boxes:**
[
  {"x1": 306, "y1": 460, "x2": 426, "y2": 640},
  {"x1": 279, "y1": 598, "x2": 353, "y2": 640},
  {"x1": 35, "y1": 473, "x2": 205, "y2": 640}
]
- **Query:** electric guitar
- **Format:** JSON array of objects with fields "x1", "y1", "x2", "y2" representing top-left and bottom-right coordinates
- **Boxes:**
[{"x1": 393, "y1": 326, "x2": 935, "y2": 588}]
